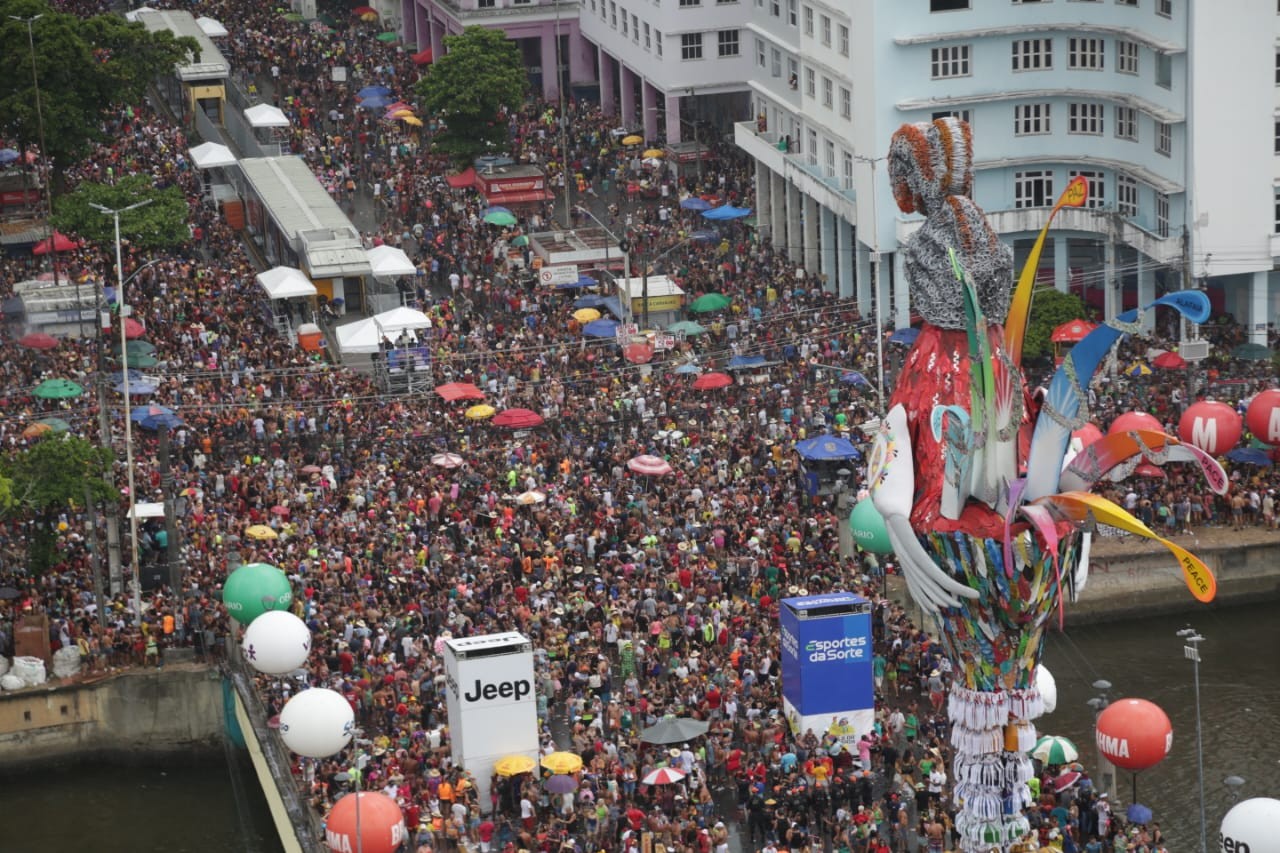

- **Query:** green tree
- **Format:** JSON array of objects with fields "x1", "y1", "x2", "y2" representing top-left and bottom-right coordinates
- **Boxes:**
[
  {"x1": 0, "y1": 0, "x2": 196, "y2": 178},
  {"x1": 3, "y1": 435, "x2": 117, "y2": 571},
  {"x1": 413, "y1": 26, "x2": 527, "y2": 167},
  {"x1": 52, "y1": 174, "x2": 190, "y2": 251},
  {"x1": 1023, "y1": 288, "x2": 1086, "y2": 361}
]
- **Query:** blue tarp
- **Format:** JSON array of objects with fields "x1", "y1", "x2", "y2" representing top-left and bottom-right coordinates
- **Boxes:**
[
  {"x1": 727, "y1": 354, "x2": 768, "y2": 370},
  {"x1": 679, "y1": 197, "x2": 712, "y2": 211},
  {"x1": 795, "y1": 434, "x2": 863, "y2": 461},
  {"x1": 840, "y1": 370, "x2": 872, "y2": 388},
  {"x1": 573, "y1": 294, "x2": 608, "y2": 309},
  {"x1": 702, "y1": 204, "x2": 753, "y2": 221},
  {"x1": 583, "y1": 318, "x2": 621, "y2": 338},
  {"x1": 555, "y1": 275, "x2": 598, "y2": 289},
  {"x1": 888, "y1": 327, "x2": 920, "y2": 345}
]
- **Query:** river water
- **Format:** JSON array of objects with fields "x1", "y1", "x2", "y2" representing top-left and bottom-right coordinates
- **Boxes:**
[{"x1": 1041, "y1": 601, "x2": 1280, "y2": 849}]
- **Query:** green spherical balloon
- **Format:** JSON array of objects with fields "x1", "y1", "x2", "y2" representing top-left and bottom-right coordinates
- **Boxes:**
[
  {"x1": 849, "y1": 499, "x2": 893, "y2": 555},
  {"x1": 222, "y1": 562, "x2": 294, "y2": 626}
]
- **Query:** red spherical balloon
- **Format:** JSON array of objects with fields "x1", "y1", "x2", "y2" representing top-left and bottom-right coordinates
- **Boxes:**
[
  {"x1": 1108, "y1": 411, "x2": 1163, "y2": 436},
  {"x1": 1246, "y1": 390, "x2": 1280, "y2": 446},
  {"x1": 1178, "y1": 400, "x2": 1242, "y2": 456},
  {"x1": 1095, "y1": 698, "x2": 1172, "y2": 771},
  {"x1": 1072, "y1": 423, "x2": 1104, "y2": 449},
  {"x1": 326, "y1": 792, "x2": 406, "y2": 853}
]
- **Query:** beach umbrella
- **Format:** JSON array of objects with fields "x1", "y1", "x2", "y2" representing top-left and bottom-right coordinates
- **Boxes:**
[
  {"x1": 115, "y1": 339, "x2": 157, "y2": 356},
  {"x1": 642, "y1": 148, "x2": 665, "y2": 159},
  {"x1": 493, "y1": 408, "x2": 544, "y2": 429},
  {"x1": 435, "y1": 382, "x2": 485, "y2": 401},
  {"x1": 688, "y1": 293, "x2": 730, "y2": 313},
  {"x1": 494, "y1": 755, "x2": 536, "y2": 777},
  {"x1": 399, "y1": 115, "x2": 423, "y2": 127},
  {"x1": 888, "y1": 327, "x2": 920, "y2": 345},
  {"x1": 1126, "y1": 803, "x2": 1153, "y2": 825},
  {"x1": 1030, "y1": 735, "x2": 1078, "y2": 765},
  {"x1": 17, "y1": 332, "x2": 58, "y2": 350},
  {"x1": 666, "y1": 320, "x2": 705, "y2": 336},
  {"x1": 621, "y1": 134, "x2": 643, "y2": 146},
  {"x1": 114, "y1": 379, "x2": 159, "y2": 395},
  {"x1": 376, "y1": 31, "x2": 398, "y2": 42},
  {"x1": 23, "y1": 423, "x2": 52, "y2": 439},
  {"x1": 841, "y1": 371, "x2": 872, "y2": 389},
  {"x1": 573, "y1": 308, "x2": 601, "y2": 323},
  {"x1": 32, "y1": 232, "x2": 82, "y2": 255},
  {"x1": 573, "y1": 294, "x2": 607, "y2": 309},
  {"x1": 642, "y1": 767, "x2": 686, "y2": 786},
  {"x1": 672, "y1": 363, "x2": 701, "y2": 375},
  {"x1": 282, "y1": 11, "x2": 304, "y2": 21},
  {"x1": 627, "y1": 454, "x2": 673, "y2": 476},
  {"x1": 245, "y1": 524, "x2": 279, "y2": 541},
  {"x1": 358, "y1": 85, "x2": 391, "y2": 99},
  {"x1": 1152, "y1": 351, "x2": 1186, "y2": 370},
  {"x1": 540, "y1": 752, "x2": 582, "y2": 775},
  {"x1": 122, "y1": 318, "x2": 146, "y2": 339},
  {"x1": 1124, "y1": 362, "x2": 1152, "y2": 377},
  {"x1": 411, "y1": 49, "x2": 433, "y2": 65},
  {"x1": 115, "y1": 353, "x2": 159, "y2": 368},
  {"x1": 107, "y1": 369, "x2": 143, "y2": 384},
  {"x1": 582, "y1": 318, "x2": 620, "y2": 338},
  {"x1": 1052, "y1": 771, "x2": 1082, "y2": 792},
  {"x1": 639, "y1": 717, "x2": 710, "y2": 744},
  {"x1": 483, "y1": 210, "x2": 518, "y2": 227},
  {"x1": 701, "y1": 204, "x2": 752, "y2": 221},
  {"x1": 511, "y1": 235, "x2": 529, "y2": 247},
  {"x1": 544, "y1": 775, "x2": 578, "y2": 794},
  {"x1": 131, "y1": 404, "x2": 174, "y2": 422},
  {"x1": 37, "y1": 417, "x2": 70, "y2": 433},
  {"x1": 0, "y1": 148, "x2": 19, "y2": 165},
  {"x1": 679, "y1": 197, "x2": 711, "y2": 211},
  {"x1": 431, "y1": 452, "x2": 464, "y2": 468},
  {"x1": 139, "y1": 412, "x2": 184, "y2": 431},
  {"x1": 33, "y1": 378, "x2": 84, "y2": 399},
  {"x1": 515, "y1": 490, "x2": 546, "y2": 505},
  {"x1": 1232, "y1": 342, "x2": 1272, "y2": 361},
  {"x1": 465, "y1": 404, "x2": 496, "y2": 420},
  {"x1": 1225, "y1": 447, "x2": 1273, "y2": 466},
  {"x1": 692, "y1": 372, "x2": 732, "y2": 390},
  {"x1": 358, "y1": 94, "x2": 392, "y2": 110}
]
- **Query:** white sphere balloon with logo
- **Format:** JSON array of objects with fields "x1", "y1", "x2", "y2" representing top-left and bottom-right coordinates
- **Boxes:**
[
  {"x1": 242, "y1": 610, "x2": 312, "y2": 675},
  {"x1": 279, "y1": 688, "x2": 354, "y2": 758},
  {"x1": 1035, "y1": 664, "x2": 1057, "y2": 715},
  {"x1": 1221, "y1": 798, "x2": 1280, "y2": 853}
]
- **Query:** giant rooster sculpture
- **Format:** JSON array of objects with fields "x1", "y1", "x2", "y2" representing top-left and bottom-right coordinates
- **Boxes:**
[{"x1": 866, "y1": 117, "x2": 1223, "y2": 851}]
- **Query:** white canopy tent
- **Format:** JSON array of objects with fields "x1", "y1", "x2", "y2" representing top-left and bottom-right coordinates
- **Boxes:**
[
  {"x1": 124, "y1": 6, "x2": 157, "y2": 21},
  {"x1": 367, "y1": 245, "x2": 416, "y2": 278},
  {"x1": 257, "y1": 266, "x2": 317, "y2": 300},
  {"x1": 127, "y1": 502, "x2": 166, "y2": 520},
  {"x1": 244, "y1": 103, "x2": 290, "y2": 129},
  {"x1": 336, "y1": 318, "x2": 383, "y2": 354},
  {"x1": 188, "y1": 141, "x2": 236, "y2": 170},
  {"x1": 372, "y1": 306, "x2": 431, "y2": 335},
  {"x1": 195, "y1": 15, "x2": 228, "y2": 37}
]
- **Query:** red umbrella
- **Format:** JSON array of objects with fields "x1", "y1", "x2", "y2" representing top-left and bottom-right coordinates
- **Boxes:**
[
  {"x1": 123, "y1": 318, "x2": 146, "y2": 340},
  {"x1": 270, "y1": 505, "x2": 291, "y2": 516},
  {"x1": 628, "y1": 454, "x2": 673, "y2": 476},
  {"x1": 492, "y1": 408, "x2": 544, "y2": 428},
  {"x1": 1134, "y1": 462, "x2": 1166, "y2": 479},
  {"x1": 31, "y1": 232, "x2": 82, "y2": 255},
  {"x1": 1052, "y1": 771, "x2": 1082, "y2": 793},
  {"x1": 435, "y1": 382, "x2": 485, "y2": 402},
  {"x1": 692, "y1": 371, "x2": 732, "y2": 390},
  {"x1": 1152, "y1": 351, "x2": 1187, "y2": 370},
  {"x1": 624, "y1": 342, "x2": 654, "y2": 364},
  {"x1": 412, "y1": 49, "x2": 433, "y2": 65},
  {"x1": 642, "y1": 767, "x2": 686, "y2": 785},
  {"x1": 352, "y1": 5, "x2": 376, "y2": 13},
  {"x1": 17, "y1": 332, "x2": 59, "y2": 350}
]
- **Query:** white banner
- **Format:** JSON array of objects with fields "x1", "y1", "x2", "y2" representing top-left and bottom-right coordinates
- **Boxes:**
[{"x1": 538, "y1": 265, "x2": 580, "y2": 286}]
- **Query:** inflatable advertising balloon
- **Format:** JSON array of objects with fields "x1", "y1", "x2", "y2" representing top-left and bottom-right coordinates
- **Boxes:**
[
  {"x1": 1220, "y1": 798, "x2": 1280, "y2": 853},
  {"x1": 325, "y1": 792, "x2": 407, "y2": 853},
  {"x1": 1095, "y1": 698, "x2": 1172, "y2": 771},
  {"x1": 279, "y1": 688, "x2": 354, "y2": 758},
  {"x1": 241, "y1": 610, "x2": 312, "y2": 675},
  {"x1": 1178, "y1": 401, "x2": 1242, "y2": 456},
  {"x1": 1245, "y1": 389, "x2": 1280, "y2": 446},
  {"x1": 849, "y1": 498, "x2": 893, "y2": 555},
  {"x1": 222, "y1": 562, "x2": 293, "y2": 626},
  {"x1": 1034, "y1": 665, "x2": 1057, "y2": 715},
  {"x1": 1108, "y1": 411, "x2": 1164, "y2": 436}
]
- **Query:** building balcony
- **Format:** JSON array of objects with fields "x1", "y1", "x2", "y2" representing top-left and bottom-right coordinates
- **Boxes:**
[
  {"x1": 429, "y1": 0, "x2": 578, "y2": 23},
  {"x1": 735, "y1": 120, "x2": 856, "y2": 222}
]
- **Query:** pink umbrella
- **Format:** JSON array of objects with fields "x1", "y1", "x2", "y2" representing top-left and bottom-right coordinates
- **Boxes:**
[
  {"x1": 628, "y1": 454, "x2": 673, "y2": 476},
  {"x1": 17, "y1": 332, "x2": 59, "y2": 350},
  {"x1": 123, "y1": 318, "x2": 146, "y2": 340},
  {"x1": 642, "y1": 767, "x2": 686, "y2": 785},
  {"x1": 492, "y1": 408, "x2": 545, "y2": 428},
  {"x1": 1152, "y1": 351, "x2": 1186, "y2": 370},
  {"x1": 692, "y1": 371, "x2": 732, "y2": 390},
  {"x1": 431, "y1": 452, "x2": 464, "y2": 468}
]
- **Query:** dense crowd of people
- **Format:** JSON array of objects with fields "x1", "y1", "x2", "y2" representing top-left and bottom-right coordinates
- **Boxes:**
[{"x1": 3, "y1": 1, "x2": 1272, "y2": 851}]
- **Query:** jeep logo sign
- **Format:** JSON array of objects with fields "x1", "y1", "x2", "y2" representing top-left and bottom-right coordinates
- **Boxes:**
[
  {"x1": 463, "y1": 678, "x2": 532, "y2": 705},
  {"x1": 1220, "y1": 835, "x2": 1249, "y2": 853}
]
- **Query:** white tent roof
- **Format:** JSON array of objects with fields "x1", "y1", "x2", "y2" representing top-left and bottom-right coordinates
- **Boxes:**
[
  {"x1": 188, "y1": 141, "x2": 236, "y2": 169},
  {"x1": 336, "y1": 318, "x2": 382, "y2": 354},
  {"x1": 128, "y1": 502, "x2": 166, "y2": 520},
  {"x1": 373, "y1": 306, "x2": 431, "y2": 334},
  {"x1": 124, "y1": 6, "x2": 157, "y2": 21},
  {"x1": 367, "y1": 245, "x2": 416, "y2": 278},
  {"x1": 195, "y1": 15, "x2": 228, "y2": 37},
  {"x1": 244, "y1": 103, "x2": 290, "y2": 129},
  {"x1": 256, "y1": 266, "x2": 317, "y2": 299}
]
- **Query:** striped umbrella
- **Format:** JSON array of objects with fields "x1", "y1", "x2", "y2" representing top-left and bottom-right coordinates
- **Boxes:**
[{"x1": 1031, "y1": 735, "x2": 1079, "y2": 765}]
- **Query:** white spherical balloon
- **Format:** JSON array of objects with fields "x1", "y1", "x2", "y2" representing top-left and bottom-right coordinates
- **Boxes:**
[
  {"x1": 279, "y1": 688, "x2": 354, "y2": 758},
  {"x1": 242, "y1": 610, "x2": 312, "y2": 675},
  {"x1": 1035, "y1": 664, "x2": 1058, "y2": 715},
  {"x1": 1221, "y1": 798, "x2": 1280, "y2": 853}
]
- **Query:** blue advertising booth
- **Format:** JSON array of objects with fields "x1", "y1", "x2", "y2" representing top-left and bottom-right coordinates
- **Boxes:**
[{"x1": 780, "y1": 592, "x2": 875, "y2": 746}]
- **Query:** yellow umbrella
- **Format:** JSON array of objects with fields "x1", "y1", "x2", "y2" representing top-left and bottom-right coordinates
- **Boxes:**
[
  {"x1": 540, "y1": 751, "x2": 583, "y2": 775},
  {"x1": 360, "y1": 12, "x2": 378, "y2": 21},
  {"x1": 495, "y1": 754, "x2": 537, "y2": 777},
  {"x1": 573, "y1": 307, "x2": 601, "y2": 323},
  {"x1": 391, "y1": 109, "x2": 415, "y2": 117},
  {"x1": 465, "y1": 404, "x2": 496, "y2": 420},
  {"x1": 642, "y1": 148, "x2": 665, "y2": 159},
  {"x1": 400, "y1": 115, "x2": 423, "y2": 127},
  {"x1": 245, "y1": 524, "x2": 279, "y2": 541},
  {"x1": 621, "y1": 135, "x2": 643, "y2": 146}
]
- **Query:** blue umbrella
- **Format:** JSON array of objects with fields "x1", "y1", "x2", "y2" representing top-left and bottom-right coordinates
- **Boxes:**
[
  {"x1": 357, "y1": 85, "x2": 391, "y2": 100},
  {"x1": 1225, "y1": 447, "x2": 1273, "y2": 466},
  {"x1": 358, "y1": 95, "x2": 392, "y2": 110},
  {"x1": 679, "y1": 197, "x2": 711, "y2": 212},
  {"x1": 114, "y1": 380, "x2": 159, "y2": 395},
  {"x1": 139, "y1": 412, "x2": 185, "y2": 431},
  {"x1": 131, "y1": 404, "x2": 175, "y2": 422},
  {"x1": 1125, "y1": 803, "x2": 1153, "y2": 825},
  {"x1": 888, "y1": 327, "x2": 920, "y2": 345},
  {"x1": 840, "y1": 370, "x2": 872, "y2": 389},
  {"x1": 583, "y1": 318, "x2": 620, "y2": 338},
  {"x1": 0, "y1": 148, "x2": 19, "y2": 165},
  {"x1": 702, "y1": 204, "x2": 752, "y2": 221},
  {"x1": 573, "y1": 294, "x2": 608, "y2": 309},
  {"x1": 106, "y1": 369, "x2": 144, "y2": 383},
  {"x1": 672, "y1": 363, "x2": 702, "y2": 375},
  {"x1": 689, "y1": 230, "x2": 718, "y2": 242}
]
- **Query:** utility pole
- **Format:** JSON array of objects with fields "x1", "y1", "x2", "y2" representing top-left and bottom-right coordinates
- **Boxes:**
[
  {"x1": 93, "y1": 270, "x2": 123, "y2": 594},
  {"x1": 83, "y1": 483, "x2": 108, "y2": 627},
  {"x1": 1178, "y1": 627, "x2": 1208, "y2": 853},
  {"x1": 159, "y1": 425, "x2": 180, "y2": 594},
  {"x1": 554, "y1": 0, "x2": 571, "y2": 228},
  {"x1": 854, "y1": 152, "x2": 887, "y2": 413}
]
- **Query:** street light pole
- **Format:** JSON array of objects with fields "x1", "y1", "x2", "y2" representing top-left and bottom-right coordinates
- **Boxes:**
[
  {"x1": 854, "y1": 153, "x2": 887, "y2": 413},
  {"x1": 1085, "y1": 679, "x2": 1115, "y2": 801},
  {"x1": 90, "y1": 198, "x2": 153, "y2": 621},
  {"x1": 1178, "y1": 626, "x2": 1207, "y2": 853},
  {"x1": 554, "y1": 0, "x2": 571, "y2": 228}
]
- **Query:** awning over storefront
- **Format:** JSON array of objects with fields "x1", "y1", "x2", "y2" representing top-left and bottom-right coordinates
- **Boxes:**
[
  {"x1": 483, "y1": 189, "x2": 554, "y2": 206},
  {"x1": 445, "y1": 168, "x2": 475, "y2": 188}
]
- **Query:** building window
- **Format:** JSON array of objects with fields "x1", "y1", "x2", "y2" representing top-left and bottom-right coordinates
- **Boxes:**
[
  {"x1": 840, "y1": 86, "x2": 851, "y2": 119},
  {"x1": 632, "y1": 13, "x2": 639, "y2": 41},
  {"x1": 788, "y1": 57, "x2": 798, "y2": 83},
  {"x1": 1014, "y1": 103, "x2": 1051, "y2": 136},
  {"x1": 1015, "y1": 171, "x2": 1054, "y2": 208},
  {"x1": 931, "y1": 44, "x2": 971, "y2": 78},
  {"x1": 600, "y1": 0, "x2": 606, "y2": 19},
  {"x1": 1117, "y1": 0, "x2": 1137, "y2": 6},
  {"x1": 621, "y1": 11, "x2": 628, "y2": 36},
  {"x1": 807, "y1": 129, "x2": 818, "y2": 162},
  {"x1": 755, "y1": 37, "x2": 764, "y2": 66},
  {"x1": 1068, "y1": 102, "x2": 1104, "y2": 134},
  {"x1": 804, "y1": 66, "x2": 815, "y2": 96},
  {"x1": 803, "y1": 5, "x2": 813, "y2": 35},
  {"x1": 770, "y1": 47, "x2": 781, "y2": 77},
  {"x1": 821, "y1": 15, "x2": 831, "y2": 46},
  {"x1": 770, "y1": 0, "x2": 779, "y2": 15},
  {"x1": 1157, "y1": 52, "x2": 1172, "y2": 88},
  {"x1": 1156, "y1": 121, "x2": 1172, "y2": 156},
  {"x1": 647, "y1": 23, "x2": 653, "y2": 50},
  {"x1": 1115, "y1": 106, "x2": 1138, "y2": 141},
  {"x1": 1068, "y1": 37, "x2": 1105, "y2": 70},
  {"x1": 477, "y1": 0, "x2": 494, "y2": 6},
  {"x1": 1274, "y1": 187, "x2": 1280, "y2": 234},
  {"x1": 787, "y1": 0, "x2": 797, "y2": 26},
  {"x1": 679, "y1": 0, "x2": 701, "y2": 6},
  {"x1": 1117, "y1": 39, "x2": 1138, "y2": 74},
  {"x1": 1068, "y1": 170, "x2": 1106, "y2": 208},
  {"x1": 933, "y1": 108, "x2": 972, "y2": 126},
  {"x1": 843, "y1": 151, "x2": 854, "y2": 190},
  {"x1": 656, "y1": 32, "x2": 662, "y2": 56},
  {"x1": 1156, "y1": 191, "x2": 1170, "y2": 237},
  {"x1": 931, "y1": 0, "x2": 969, "y2": 9},
  {"x1": 822, "y1": 76, "x2": 833, "y2": 108},
  {"x1": 610, "y1": 1, "x2": 616, "y2": 27},
  {"x1": 825, "y1": 139, "x2": 836, "y2": 176},
  {"x1": 1117, "y1": 174, "x2": 1138, "y2": 216},
  {"x1": 681, "y1": 32, "x2": 702, "y2": 60},
  {"x1": 1011, "y1": 38, "x2": 1052, "y2": 71},
  {"x1": 718, "y1": 29, "x2": 740, "y2": 57},
  {"x1": 1158, "y1": 0, "x2": 1171, "y2": 15}
]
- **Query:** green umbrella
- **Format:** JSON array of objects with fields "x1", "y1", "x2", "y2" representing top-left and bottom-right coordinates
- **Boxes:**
[
  {"x1": 282, "y1": 11, "x2": 304, "y2": 21},
  {"x1": 114, "y1": 353, "x2": 160, "y2": 368},
  {"x1": 318, "y1": 13, "x2": 337, "y2": 26},
  {"x1": 33, "y1": 379, "x2": 84, "y2": 400},
  {"x1": 376, "y1": 31, "x2": 398, "y2": 42},
  {"x1": 511, "y1": 235, "x2": 530, "y2": 247},
  {"x1": 37, "y1": 417, "x2": 71, "y2": 433},
  {"x1": 113, "y1": 339, "x2": 157, "y2": 357},
  {"x1": 1030, "y1": 735, "x2": 1079, "y2": 766},
  {"x1": 688, "y1": 292, "x2": 731, "y2": 313},
  {"x1": 666, "y1": 320, "x2": 706, "y2": 336},
  {"x1": 483, "y1": 210, "x2": 518, "y2": 227},
  {"x1": 1231, "y1": 343, "x2": 1272, "y2": 361}
]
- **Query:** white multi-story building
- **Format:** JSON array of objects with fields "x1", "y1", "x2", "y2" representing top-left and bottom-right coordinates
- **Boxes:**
[{"x1": 731, "y1": 0, "x2": 1277, "y2": 342}]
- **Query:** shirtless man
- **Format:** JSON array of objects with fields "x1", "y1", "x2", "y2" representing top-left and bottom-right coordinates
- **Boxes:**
[{"x1": 925, "y1": 816, "x2": 945, "y2": 853}]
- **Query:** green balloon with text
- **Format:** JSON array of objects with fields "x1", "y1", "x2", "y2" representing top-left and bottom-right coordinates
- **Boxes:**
[
  {"x1": 849, "y1": 499, "x2": 893, "y2": 555},
  {"x1": 222, "y1": 563, "x2": 294, "y2": 626}
]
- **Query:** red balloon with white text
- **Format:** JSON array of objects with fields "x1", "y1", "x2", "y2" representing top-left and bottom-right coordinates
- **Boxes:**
[
  {"x1": 325, "y1": 792, "x2": 406, "y2": 853},
  {"x1": 1177, "y1": 400, "x2": 1242, "y2": 456},
  {"x1": 1246, "y1": 390, "x2": 1280, "y2": 446},
  {"x1": 1095, "y1": 698, "x2": 1172, "y2": 771}
]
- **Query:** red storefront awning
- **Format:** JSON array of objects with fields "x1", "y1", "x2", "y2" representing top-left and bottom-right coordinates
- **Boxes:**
[
  {"x1": 483, "y1": 189, "x2": 554, "y2": 205},
  {"x1": 412, "y1": 49, "x2": 433, "y2": 65},
  {"x1": 445, "y1": 168, "x2": 475, "y2": 188}
]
